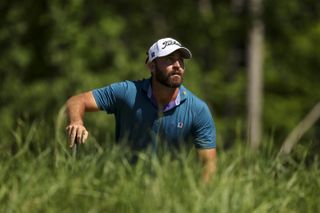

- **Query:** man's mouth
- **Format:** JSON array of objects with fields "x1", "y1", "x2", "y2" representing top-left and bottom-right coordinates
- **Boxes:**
[{"x1": 169, "y1": 72, "x2": 181, "y2": 77}]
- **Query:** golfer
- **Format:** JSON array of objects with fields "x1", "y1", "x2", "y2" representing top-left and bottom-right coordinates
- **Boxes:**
[{"x1": 66, "y1": 38, "x2": 217, "y2": 182}]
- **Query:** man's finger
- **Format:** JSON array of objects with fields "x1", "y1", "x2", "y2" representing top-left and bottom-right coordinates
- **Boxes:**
[
  {"x1": 76, "y1": 128, "x2": 83, "y2": 144},
  {"x1": 82, "y1": 130, "x2": 89, "y2": 144},
  {"x1": 69, "y1": 139, "x2": 75, "y2": 148},
  {"x1": 67, "y1": 125, "x2": 76, "y2": 148},
  {"x1": 66, "y1": 125, "x2": 74, "y2": 138},
  {"x1": 69, "y1": 127, "x2": 77, "y2": 147}
]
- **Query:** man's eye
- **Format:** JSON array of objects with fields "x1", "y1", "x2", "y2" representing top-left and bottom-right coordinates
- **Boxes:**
[{"x1": 166, "y1": 58, "x2": 173, "y2": 63}]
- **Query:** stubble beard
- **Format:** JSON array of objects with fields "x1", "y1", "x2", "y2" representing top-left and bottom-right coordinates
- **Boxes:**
[{"x1": 154, "y1": 64, "x2": 184, "y2": 88}]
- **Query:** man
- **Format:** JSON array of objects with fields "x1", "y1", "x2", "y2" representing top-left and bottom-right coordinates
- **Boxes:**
[{"x1": 66, "y1": 38, "x2": 217, "y2": 182}]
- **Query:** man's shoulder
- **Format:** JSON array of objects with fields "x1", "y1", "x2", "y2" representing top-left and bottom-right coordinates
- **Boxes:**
[
  {"x1": 181, "y1": 86, "x2": 208, "y2": 108},
  {"x1": 108, "y1": 78, "x2": 149, "y2": 91}
]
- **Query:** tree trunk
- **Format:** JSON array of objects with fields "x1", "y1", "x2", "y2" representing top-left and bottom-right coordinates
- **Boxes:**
[
  {"x1": 280, "y1": 102, "x2": 320, "y2": 155},
  {"x1": 247, "y1": 0, "x2": 264, "y2": 150}
]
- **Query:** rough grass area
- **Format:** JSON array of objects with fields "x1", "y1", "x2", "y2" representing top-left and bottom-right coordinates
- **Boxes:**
[{"x1": 0, "y1": 120, "x2": 319, "y2": 212}]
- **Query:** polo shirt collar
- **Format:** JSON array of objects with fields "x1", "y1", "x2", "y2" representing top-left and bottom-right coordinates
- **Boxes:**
[{"x1": 142, "y1": 78, "x2": 188, "y2": 111}]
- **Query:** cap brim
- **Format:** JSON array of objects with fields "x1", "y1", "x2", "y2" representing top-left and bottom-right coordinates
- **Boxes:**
[
  {"x1": 145, "y1": 47, "x2": 192, "y2": 64},
  {"x1": 158, "y1": 47, "x2": 192, "y2": 59},
  {"x1": 177, "y1": 47, "x2": 192, "y2": 59}
]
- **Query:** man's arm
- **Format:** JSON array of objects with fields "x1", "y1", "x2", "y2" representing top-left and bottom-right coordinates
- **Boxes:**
[
  {"x1": 66, "y1": 91, "x2": 99, "y2": 148},
  {"x1": 197, "y1": 148, "x2": 217, "y2": 184}
]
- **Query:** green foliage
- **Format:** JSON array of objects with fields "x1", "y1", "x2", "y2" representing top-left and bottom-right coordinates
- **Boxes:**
[
  {"x1": 263, "y1": 0, "x2": 320, "y2": 137},
  {"x1": 0, "y1": 0, "x2": 319, "y2": 149},
  {"x1": 0, "y1": 1, "x2": 319, "y2": 210},
  {"x1": 0, "y1": 119, "x2": 319, "y2": 212}
]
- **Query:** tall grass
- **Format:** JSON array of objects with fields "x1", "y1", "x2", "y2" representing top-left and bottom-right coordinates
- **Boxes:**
[{"x1": 0, "y1": 113, "x2": 319, "y2": 212}]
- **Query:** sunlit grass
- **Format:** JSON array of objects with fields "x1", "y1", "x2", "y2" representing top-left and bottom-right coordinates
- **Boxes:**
[{"x1": 0, "y1": 118, "x2": 319, "y2": 212}]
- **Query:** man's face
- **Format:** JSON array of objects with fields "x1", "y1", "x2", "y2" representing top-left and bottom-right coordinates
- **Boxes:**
[{"x1": 153, "y1": 51, "x2": 185, "y2": 88}]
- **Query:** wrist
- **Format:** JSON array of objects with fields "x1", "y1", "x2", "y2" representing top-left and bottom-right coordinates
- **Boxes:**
[{"x1": 69, "y1": 120, "x2": 84, "y2": 126}]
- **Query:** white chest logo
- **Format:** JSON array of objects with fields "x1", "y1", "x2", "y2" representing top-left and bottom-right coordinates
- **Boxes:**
[{"x1": 177, "y1": 122, "x2": 184, "y2": 128}]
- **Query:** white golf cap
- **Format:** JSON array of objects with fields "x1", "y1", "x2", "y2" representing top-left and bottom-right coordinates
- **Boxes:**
[{"x1": 145, "y1": 37, "x2": 192, "y2": 63}]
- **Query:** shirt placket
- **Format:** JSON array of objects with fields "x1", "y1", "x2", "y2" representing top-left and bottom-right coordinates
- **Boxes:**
[{"x1": 151, "y1": 111, "x2": 165, "y2": 154}]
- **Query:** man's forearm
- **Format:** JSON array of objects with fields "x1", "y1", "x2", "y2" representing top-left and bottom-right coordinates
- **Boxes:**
[
  {"x1": 202, "y1": 157, "x2": 217, "y2": 183},
  {"x1": 197, "y1": 148, "x2": 217, "y2": 183},
  {"x1": 66, "y1": 95, "x2": 86, "y2": 125}
]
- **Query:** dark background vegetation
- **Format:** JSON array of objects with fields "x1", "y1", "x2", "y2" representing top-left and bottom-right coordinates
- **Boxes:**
[
  {"x1": 1, "y1": 1, "x2": 320, "y2": 212},
  {"x1": 1, "y1": 0, "x2": 319, "y2": 151}
]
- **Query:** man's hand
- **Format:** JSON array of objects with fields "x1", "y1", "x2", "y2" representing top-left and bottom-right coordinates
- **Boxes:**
[
  {"x1": 66, "y1": 123, "x2": 89, "y2": 148},
  {"x1": 65, "y1": 91, "x2": 98, "y2": 148}
]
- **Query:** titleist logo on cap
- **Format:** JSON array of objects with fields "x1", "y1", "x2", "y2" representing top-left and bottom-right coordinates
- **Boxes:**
[
  {"x1": 161, "y1": 40, "x2": 182, "y2": 49},
  {"x1": 145, "y1": 37, "x2": 192, "y2": 63}
]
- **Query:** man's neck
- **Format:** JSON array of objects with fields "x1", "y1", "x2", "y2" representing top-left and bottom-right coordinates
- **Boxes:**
[{"x1": 151, "y1": 78, "x2": 180, "y2": 107}]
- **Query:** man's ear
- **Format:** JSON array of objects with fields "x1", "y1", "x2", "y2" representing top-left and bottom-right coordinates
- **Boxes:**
[{"x1": 147, "y1": 62, "x2": 155, "y2": 72}]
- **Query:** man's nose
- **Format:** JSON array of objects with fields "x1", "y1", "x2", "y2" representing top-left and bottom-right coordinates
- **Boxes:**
[{"x1": 172, "y1": 59, "x2": 181, "y2": 68}]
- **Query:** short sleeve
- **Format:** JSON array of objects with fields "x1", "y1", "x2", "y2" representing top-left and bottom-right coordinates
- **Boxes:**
[
  {"x1": 92, "y1": 81, "x2": 128, "y2": 113},
  {"x1": 192, "y1": 104, "x2": 216, "y2": 149}
]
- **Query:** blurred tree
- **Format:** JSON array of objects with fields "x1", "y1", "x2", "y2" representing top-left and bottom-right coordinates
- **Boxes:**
[
  {"x1": 263, "y1": 0, "x2": 320, "y2": 142},
  {"x1": 247, "y1": 0, "x2": 264, "y2": 150},
  {"x1": 0, "y1": 0, "x2": 319, "y2": 150}
]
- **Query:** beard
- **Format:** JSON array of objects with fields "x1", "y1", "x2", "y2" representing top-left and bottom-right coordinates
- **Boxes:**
[{"x1": 154, "y1": 64, "x2": 184, "y2": 88}]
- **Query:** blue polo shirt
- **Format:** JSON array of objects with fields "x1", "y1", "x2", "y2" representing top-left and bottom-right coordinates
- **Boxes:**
[{"x1": 92, "y1": 78, "x2": 216, "y2": 151}]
